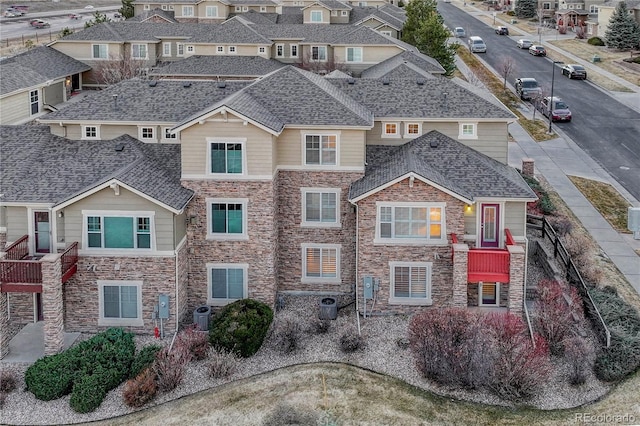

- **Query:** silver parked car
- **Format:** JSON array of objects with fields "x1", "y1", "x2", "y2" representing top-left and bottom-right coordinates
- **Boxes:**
[
  {"x1": 515, "y1": 77, "x2": 542, "y2": 100},
  {"x1": 516, "y1": 39, "x2": 533, "y2": 49},
  {"x1": 454, "y1": 27, "x2": 466, "y2": 37}
]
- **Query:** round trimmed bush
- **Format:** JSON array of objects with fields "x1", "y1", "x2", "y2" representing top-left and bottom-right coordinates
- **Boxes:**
[
  {"x1": 25, "y1": 354, "x2": 75, "y2": 401},
  {"x1": 588, "y1": 37, "x2": 605, "y2": 46},
  {"x1": 209, "y1": 299, "x2": 273, "y2": 357}
]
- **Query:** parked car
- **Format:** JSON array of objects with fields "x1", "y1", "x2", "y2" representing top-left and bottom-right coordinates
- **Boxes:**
[
  {"x1": 468, "y1": 36, "x2": 486, "y2": 53},
  {"x1": 6, "y1": 7, "x2": 24, "y2": 15},
  {"x1": 69, "y1": 13, "x2": 82, "y2": 19},
  {"x1": 29, "y1": 18, "x2": 49, "y2": 28},
  {"x1": 454, "y1": 27, "x2": 466, "y2": 37},
  {"x1": 84, "y1": 4, "x2": 94, "y2": 8},
  {"x1": 561, "y1": 64, "x2": 587, "y2": 80},
  {"x1": 529, "y1": 45, "x2": 547, "y2": 56},
  {"x1": 515, "y1": 77, "x2": 542, "y2": 100},
  {"x1": 516, "y1": 39, "x2": 533, "y2": 49},
  {"x1": 537, "y1": 96, "x2": 572, "y2": 122},
  {"x1": 495, "y1": 26, "x2": 509, "y2": 35},
  {"x1": 3, "y1": 10, "x2": 18, "y2": 17},
  {"x1": 114, "y1": 12, "x2": 122, "y2": 18}
]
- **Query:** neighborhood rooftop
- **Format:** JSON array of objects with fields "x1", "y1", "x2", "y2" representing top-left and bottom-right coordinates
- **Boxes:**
[{"x1": 148, "y1": 55, "x2": 285, "y2": 78}]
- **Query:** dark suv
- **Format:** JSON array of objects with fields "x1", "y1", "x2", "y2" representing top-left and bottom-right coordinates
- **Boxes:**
[
  {"x1": 515, "y1": 77, "x2": 542, "y2": 100},
  {"x1": 495, "y1": 26, "x2": 509, "y2": 35}
]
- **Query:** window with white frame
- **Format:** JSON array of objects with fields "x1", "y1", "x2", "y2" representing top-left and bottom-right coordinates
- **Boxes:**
[
  {"x1": 380, "y1": 30, "x2": 392, "y2": 36},
  {"x1": 132, "y1": 44, "x2": 148, "y2": 59},
  {"x1": 169, "y1": 5, "x2": 174, "y2": 10},
  {"x1": 310, "y1": 10, "x2": 323, "y2": 22},
  {"x1": 235, "y1": 6, "x2": 242, "y2": 11},
  {"x1": 358, "y1": 1, "x2": 367, "y2": 6},
  {"x1": 301, "y1": 188, "x2": 340, "y2": 226},
  {"x1": 207, "y1": 263, "x2": 248, "y2": 305},
  {"x1": 459, "y1": 123, "x2": 477, "y2": 139},
  {"x1": 98, "y1": 280, "x2": 143, "y2": 326},
  {"x1": 206, "y1": 5, "x2": 218, "y2": 17},
  {"x1": 304, "y1": 134, "x2": 337, "y2": 165},
  {"x1": 383, "y1": 122, "x2": 399, "y2": 137},
  {"x1": 186, "y1": 45, "x2": 195, "y2": 53},
  {"x1": 290, "y1": 44, "x2": 298, "y2": 57},
  {"x1": 208, "y1": 140, "x2": 244, "y2": 174},
  {"x1": 389, "y1": 262, "x2": 432, "y2": 304},
  {"x1": 29, "y1": 90, "x2": 39, "y2": 115},
  {"x1": 162, "y1": 4, "x2": 167, "y2": 10},
  {"x1": 543, "y1": 2, "x2": 551, "y2": 9},
  {"x1": 341, "y1": 10, "x2": 348, "y2": 16},
  {"x1": 217, "y1": 46, "x2": 224, "y2": 53},
  {"x1": 82, "y1": 125, "x2": 100, "y2": 140},
  {"x1": 260, "y1": 6, "x2": 267, "y2": 11},
  {"x1": 92, "y1": 44, "x2": 108, "y2": 59},
  {"x1": 85, "y1": 213, "x2": 153, "y2": 250},
  {"x1": 144, "y1": 4, "x2": 150, "y2": 9},
  {"x1": 405, "y1": 123, "x2": 421, "y2": 136},
  {"x1": 589, "y1": 4, "x2": 598, "y2": 12},
  {"x1": 177, "y1": 43, "x2": 184, "y2": 56},
  {"x1": 376, "y1": 202, "x2": 446, "y2": 243},
  {"x1": 479, "y1": 282, "x2": 500, "y2": 306},
  {"x1": 207, "y1": 198, "x2": 248, "y2": 239},
  {"x1": 258, "y1": 46, "x2": 266, "y2": 54},
  {"x1": 139, "y1": 127, "x2": 154, "y2": 141},
  {"x1": 346, "y1": 47, "x2": 363, "y2": 62},
  {"x1": 182, "y1": 5, "x2": 194, "y2": 16},
  {"x1": 302, "y1": 244, "x2": 340, "y2": 283},
  {"x1": 162, "y1": 42, "x2": 171, "y2": 56},
  {"x1": 228, "y1": 46, "x2": 237, "y2": 54},
  {"x1": 311, "y1": 46, "x2": 327, "y2": 61},
  {"x1": 163, "y1": 127, "x2": 178, "y2": 140},
  {"x1": 276, "y1": 44, "x2": 284, "y2": 57}
]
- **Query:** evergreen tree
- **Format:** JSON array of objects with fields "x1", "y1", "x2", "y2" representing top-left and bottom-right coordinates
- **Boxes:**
[
  {"x1": 401, "y1": 0, "x2": 458, "y2": 75},
  {"x1": 120, "y1": 0, "x2": 135, "y2": 19},
  {"x1": 85, "y1": 11, "x2": 111, "y2": 28},
  {"x1": 604, "y1": 1, "x2": 640, "y2": 50},
  {"x1": 514, "y1": 0, "x2": 536, "y2": 19}
]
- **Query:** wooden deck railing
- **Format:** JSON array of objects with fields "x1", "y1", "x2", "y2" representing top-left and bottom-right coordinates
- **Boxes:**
[
  {"x1": 61, "y1": 242, "x2": 78, "y2": 283},
  {"x1": 4, "y1": 235, "x2": 29, "y2": 260},
  {"x1": 0, "y1": 259, "x2": 42, "y2": 284},
  {"x1": 468, "y1": 249, "x2": 510, "y2": 282}
]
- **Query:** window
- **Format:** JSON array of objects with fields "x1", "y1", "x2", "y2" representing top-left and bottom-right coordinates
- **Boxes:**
[
  {"x1": 98, "y1": 281, "x2": 143, "y2": 326},
  {"x1": 290, "y1": 44, "x2": 298, "y2": 57},
  {"x1": 543, "y1": 2, "x2": 550, "y2": 9},
  {"x1": 479, "y1": 282, "x2": 500, "y2": 306},
  {"x1": 162, "y1": 4, "x2": 167, "y2": 10},
  {"x1": 383, "y1": 122, "x2": 399, "y2": 137},
  {"x1": 132, "y1": 44, "x2": 148, "y2": 59},
  {"x1": 260, "y1": 6, "x2": 266, "y2": 11},
  {"x1": 311, "y1": 46, "x2": 327, "y2": 61},
  {"x1": 242, "y1": 6, "x2": 248, "y2": 11},
  {"x1": 207, "y1": 199, "x2": 248, "y2": 240},
  {"x1": 358, "y1": 1, "x2": 367, "y2": 6},
  {"x1": 590, "y1": 5, "x2": 598, "y2": 13},
  {"x1": 235, "y1": 6, "x2": 241, "y2": 12},
  {"x1": 169, "y1": 5, "x2": 174, "y2": 10},
  {"x1": 258, "y1": 46, "x2": 266, "y2": 54},
  {"x1": 92, "y1": 44, "x2": 108, "y2": 59},
  {"x1": 85, "y1": 213, "x2": 153, "y2": 250},
  {"x1": 162, "y1": 42, "x2": 171, "y2": 56},
  {"x1": 208, "y1": 264, "x2": 247, "y2": 305},
  {"x1": 376, "y1": 203, "x2": 446, "y2": 243},
  {"x1": 206, "y1": 5, "x2": 218, "y2": 17},
  {"x1": 217, "y1": 46, "x2": 224, "y2": 53},
  {"x1": 310, "y1": 10, "x2": 323, "y2": 22},
  {"x1": 301, "y1": 188, "x2": 340, "y2": 226},
  {"x1": 144, "y1": 4, "x2": 150, "y2": 10},
  {"x1": 177, "y1": 43, "x2": 184, "y2": 56},
  {"x1": 341, "y1": 10, "x2": 348, "y2": 16},
  {"x1": 302, "y1": 244, "x2": 340, "y2": 283},
  {"x1": 390, "y1": 262, "x2": 432, "y2": 304},
  {"x1": 186, "y1": 45, "x2": 195, "y2": 54},
  {"x1": 228, "y1": 46, "x2": 237, "y2": 54},
  {"x1": 163, "y1": 127, "x2": 178, "y2": 140},
  {"x1": 139, "y1": 127, "x2": 154, "y2": 141},
  {"x1": 209, "y1": 140, "x2": 244, "y2": 174},
  {"x1": 29, "y1": 90, "x2": 39, "y2": 115},
  {"x1": 82, "y1": 125, "x2": 99, "y2": 139},
  {"x1": 304, "y1": 134, "x2": 337, "y2": 165},
  {"x1": 182, "y1": 5, "x2": 194, "y2": 16},
  {"x1": 276, "y1": 44, "x2": 284, "y2": 57},
  {"x1": 405, "y1": 123, "x2": 421, "y2": 136},
  {"x1": 459, "y1": 123, "x2": 477, "y2": 139},
  {"x1": 380, "y1": 30, "x2": 392, "y2": 36},
  {"x1": 346, "y1": 47, "x2": 363, "y2": 62}
]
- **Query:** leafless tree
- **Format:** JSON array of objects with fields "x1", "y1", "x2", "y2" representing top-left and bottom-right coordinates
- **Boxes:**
[
  {"x1": 92, "y1": 54, "x2": 148, "y2": 86},
  {"x1": 297, "y1": 51, "x2": 347, "y2": 75},
  {"x1": 498, "y1": 57, "x2": 515, "y2": 89}
]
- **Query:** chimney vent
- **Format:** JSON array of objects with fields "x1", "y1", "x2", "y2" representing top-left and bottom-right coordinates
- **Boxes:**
[
  {"x1": 217, "y1": 81, "x2": 226, "y2": 89},
  {"x1": 430, "y1": 140, "x2": 439, "y2": 148},
  {"x1": 148, "y1": 80, "x2": 157, "y2": 87},
  {"x1": 347, "y1": 77, "x2": 355, "y2": 85},
  {"x1": 382, "y1": 76, "x2": 390, "y2": 85},
  {"x1": 183, "y1": 82, "x2": 192, "y2": 88}
]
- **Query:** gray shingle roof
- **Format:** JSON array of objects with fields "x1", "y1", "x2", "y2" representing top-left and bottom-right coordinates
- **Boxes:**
[
  {"x1": 0, "y1": 126, "x2": 193, "y2": 210},
  {"x1": 129, "y1": 8, "x2": 178, "y2": 22},
  {"x1": 360, "y1": 51, "x2": 444, "y2": 78},
  {"x1": 148, "y1": 55, "x2": 285, "y2": 78},
  {"x1": 349, "y1": 5, "x2": 406, "y2": 30},
  {"x1": 349, "y1": 131, "x2": 537, "y2": 201},
  {"x1": 234, "y1": 10, "x2": 280, "y2": 23},
  {"x1": 0, "y1": 46, "x2": 91, "y2": 96},
  {"x1": 229, "y1": 0, "x2": 277, "y2": 5},
  {"x1": 329, "y1": 76, "x2": 514, "y2": 119},
  {"x1": 39, "y1": 79, "x2": 250, "y2": 123},
  {"x1": 315, "y1": 0, "x2": 352, "y2": 10},
  {"x1": 250, "y1": 23, "x2": 397, "y2": 44}
]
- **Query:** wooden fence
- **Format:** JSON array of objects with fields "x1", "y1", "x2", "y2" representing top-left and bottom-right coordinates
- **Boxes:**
[{"x1": 527, "y1": 214, "x2": 611, "y2": 347}]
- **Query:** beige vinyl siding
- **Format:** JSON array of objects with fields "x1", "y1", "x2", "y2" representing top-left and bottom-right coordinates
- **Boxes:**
[
  {"x1": 276, "y1": 128, "x2": 366, "y2": 168},
  {"x1": 0, "y1": 92, "x2": 30, "y2": 125},
  {"x1": 464, "y1": 204, "x2": 476, "y2": 236},
  {"x1": 174, "y1": 212, "x2": 186, "y2": 245},
  {"x1": 330, "y1": 14, "x2": 350, "y2": 24},
  {"x1": 191, "y1": 44, "x2": 267, "y2": 56},
  {"x1": 366, "y1": 121, "x2": 509, "y2": 164},
  {"x1": 303, "y1": 7, "x2": 329, "y2": 23},
  {"x1": 55, "y1": 213, "x2": 65, "y2": 248},
  {"x1": 6, "y1": 206, "x2": 28, "y2": 242},
  {"x1": 63, "y1": 187, "x2": 176, "y2": 251},
  {"x1": 180, "y1": 115, "x2": 274, "y2": 176},
  {"x1": 376, "y1": 25, "x2": 399, "y2": 38},
  {"x1": 334, "y1": 44, "x2": 402, "y2": 64},
  {"x1": 59, "y1": 124, "x2": 139, "y2": 141},
  {"x1": 43, "y1": 82, "x2": 65, "y2": 107},
  {"x1": 270, "y1": 41, "x2": 302, "y2": 61},
  {"x1": 196, "y1": 1, "x2": 230, "y2": 18},
  {"x1": 504, "y1": 201, "x2": 526, "y2": 237},
  {"x1": 51, "y1": 42, "x2": 124, "y2": 62}
]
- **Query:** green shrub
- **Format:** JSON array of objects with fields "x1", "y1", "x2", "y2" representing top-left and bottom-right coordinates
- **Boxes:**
[
  {"x1": 588, "y1": 37, "x2": 605, "y2": 46},
  {"x1": 25, "y1": 354, "x2": 75, "y2": 401},
  {"x1": 209, "y1": 299, "x2": 273, "y2": 357},
  {"x1": 130, "y1": 344, "x2": 162, "y2": 379},
  {"x1": 69, "y1": 373, "x2": 107, "y2": 413}
]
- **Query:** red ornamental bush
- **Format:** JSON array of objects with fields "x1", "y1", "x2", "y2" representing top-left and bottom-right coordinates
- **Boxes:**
[
  {"x1": 122, "y1": 368, "x2": 158, "y2": 408},
  {"x1": 175, "y1": 324, "x2": 210, "y2": 361},
  {"x1": 153, "y1": 345, "x2": 190, "y2": 393}
]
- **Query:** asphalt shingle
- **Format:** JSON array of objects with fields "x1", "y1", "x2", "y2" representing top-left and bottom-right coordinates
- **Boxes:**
[{"x1": 148, "y1": 55, "x2": 285, "y2": 78}]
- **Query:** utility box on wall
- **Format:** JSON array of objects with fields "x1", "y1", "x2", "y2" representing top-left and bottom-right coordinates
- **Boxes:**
[
  {"x1": 158, "y1": 294, "x2": 170, "y2": 319},
  {"x1": 363, "y1": 276, "x2": 373, "y2": 299}
]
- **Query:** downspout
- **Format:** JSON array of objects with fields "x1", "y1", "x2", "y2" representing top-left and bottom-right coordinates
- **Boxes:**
[
  {"x1": 352, "y1": 201, "x2": 361, "y2": 335},
  {"x1": 174, "y1": 215, "x2": 180, "y2": 333}
]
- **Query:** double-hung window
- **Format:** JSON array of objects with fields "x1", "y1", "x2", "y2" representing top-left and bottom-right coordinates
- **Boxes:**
[
  {"x1": 311, "y1": 46, "x2": 327, "y2": 61},
  {"x1": 132, "y1": 44, "x2": 147, "y2": 59},
  {"x1": 29, "y1": 90, "x2": 39, "y2": 115},
  {"x1": 290, "y1": 44, "x2": 298, "y2": 57},
  {"x1": 304, "y1": 134, "x2": 336, "y2": 165},
  {"x1": 346, "y1": 47, "x2": 363, "y2": 62},
  {"x1": 182, "y1": 5, "x2": 194, "y2": 16},
  {"x1": 206, "y1": 5, "x2": 218, "y2": 17},
  {"x1": 177, "y1": 43, "x2": 184, "y2": 57},
  {"x1": 162, "y1": 42, "x2": 171, "y2": 57},
  {"x1": 310, "y1": 10, "x2": 323, "y2": 22},
  {"x1": 85, "y1": 213, "x2": 153, "y2": 250},
  {"x1": 341, "y1": 10, "x2": 348, "y2": 16},
  {"x1": 390, "y1": 262, "x2": 432, "y2": 304},
  {"x1": 276, "y1": 44, "x2": 284, "y2": 57},
  {"x1": 209, "y1": 140, "x2": 244, "y2": 174},
  {"x1": 208, "y1": 263, "x2": 247, "y2": 305},
  {"x1": 302, "y1": 244, "x2": 340, "y2": 283},
  {"x1": 301, "y1": 188, "x2": 340, "y2": 227},
  {"x1": 98, "y1": 280, "x2": 143, "y2": 326},
  {"x1": 207, "y1": 198, "x2": 248, "y2": 240},
  {"x1": 92, "y1": 44, "x2": 108, "y2": 59},
  {"x1": 377, "y1": 202, "x2": 445, "y2": 244},
  {"x1": 228, "y1": 46, "x2": 237, "y2": 54},
  {"x1": 216, "y1": 46, "x2": 224, "y2": 54}
]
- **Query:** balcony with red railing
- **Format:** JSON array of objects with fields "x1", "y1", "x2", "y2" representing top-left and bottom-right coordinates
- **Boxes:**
[
  {"x1": 0, "y1": 236, "x2": 78, "y2": 293},
  {"x1": 452, "y1": 229, "x2": 516, "y2": 283}
]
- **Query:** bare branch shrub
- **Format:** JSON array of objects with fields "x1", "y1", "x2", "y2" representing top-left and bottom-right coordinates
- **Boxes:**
[
  {"x1": 340, "y1": 327, "x2": 365, "y2": 353},
  {"x1": 499, "y1": 57, "x2": 515, "y2": 89},
  {"x1": 271, "y1": 314, "x2": 304, "y2": 354},
  {"x1": 0, "y1": 370, "x2": 16, "y2": 408},
  {"x1": 153, "y1": 345, "x2": 190, "y2": 392},
  {"x1": 92, "y1": 54, "x2": 148, "y2": 86},
  {"x1": 122, "y1": 368, "x2": 158, "y2": 408},
  {"x1": 207, "y1": 347, "x2": 238, "y2": 379},
  {"x1": 297, "y1": 50, "x2": 347, "y2": 75},
  {"x1": 563, "y1": 336, "x2": 595, "y2": 385},
  {"x1": 308, "y1": 318, "x2": 331, "y2": 334},
  {"x1": 562, "y1": 231, "x2": 602, "y2": 285},
  {"x1": 175, "y1": 324, "x2": 210, "y2": 361}
]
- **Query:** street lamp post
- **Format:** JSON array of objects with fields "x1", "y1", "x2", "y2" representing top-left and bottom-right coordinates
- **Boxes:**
[{"x1": 548, "y1": 60, "x2": 563, "y2": 134}]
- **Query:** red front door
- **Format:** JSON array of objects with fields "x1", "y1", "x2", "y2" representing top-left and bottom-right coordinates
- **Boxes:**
[{"x1": 480, "y1": 204, "x2": 500, "y2": 248}]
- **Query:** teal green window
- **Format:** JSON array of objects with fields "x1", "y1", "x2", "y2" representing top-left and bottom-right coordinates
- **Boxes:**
[
  {"x1": 211, "y1": 143, "x2": 242, "y2": 174},
  {"x1": 87, "y1": 215, "x2": 152, "y2": 249},
  {"x1": 211, "y1": 203, "x2": 243, "y2": 234}
]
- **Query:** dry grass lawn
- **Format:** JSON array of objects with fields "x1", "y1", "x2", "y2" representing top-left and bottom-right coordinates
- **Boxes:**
[{"x1": 568, "y1": 176, "x2": 632, "y2": 233}]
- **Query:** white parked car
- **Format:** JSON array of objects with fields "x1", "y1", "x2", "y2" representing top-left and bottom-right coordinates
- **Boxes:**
[
  {"x1": 516, "y1": 39, "x2": 533, "y2": 49},
  {"x1": 84, "y1": 5, "x2": 94, "y2": 9},
  {"x1": 454, "y1": 27, "x2": 466, "y2": 37}
]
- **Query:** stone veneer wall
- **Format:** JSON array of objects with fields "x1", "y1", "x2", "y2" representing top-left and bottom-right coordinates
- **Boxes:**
[
  {"x1": 7, "y1": 293, "x2": 35, "y2": 324},
  {"x1": 41, "y1": 254, "x2": 64, "y2": 355},
  {"x1": 276, "y1": 171, "x2": 361, "y2": 294},
  {"x1": 64, "y1": 256, "x2": 177, "y2": 333},
  {"x1": 182, "y1": 180, "x2": 278, "y2": 311},
  {"x1": 0, "y1": 230, "x2": 6, "y2": 251},
  {"x1": 356, "y1": 178, "x2": 465, "y2": 314}
]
